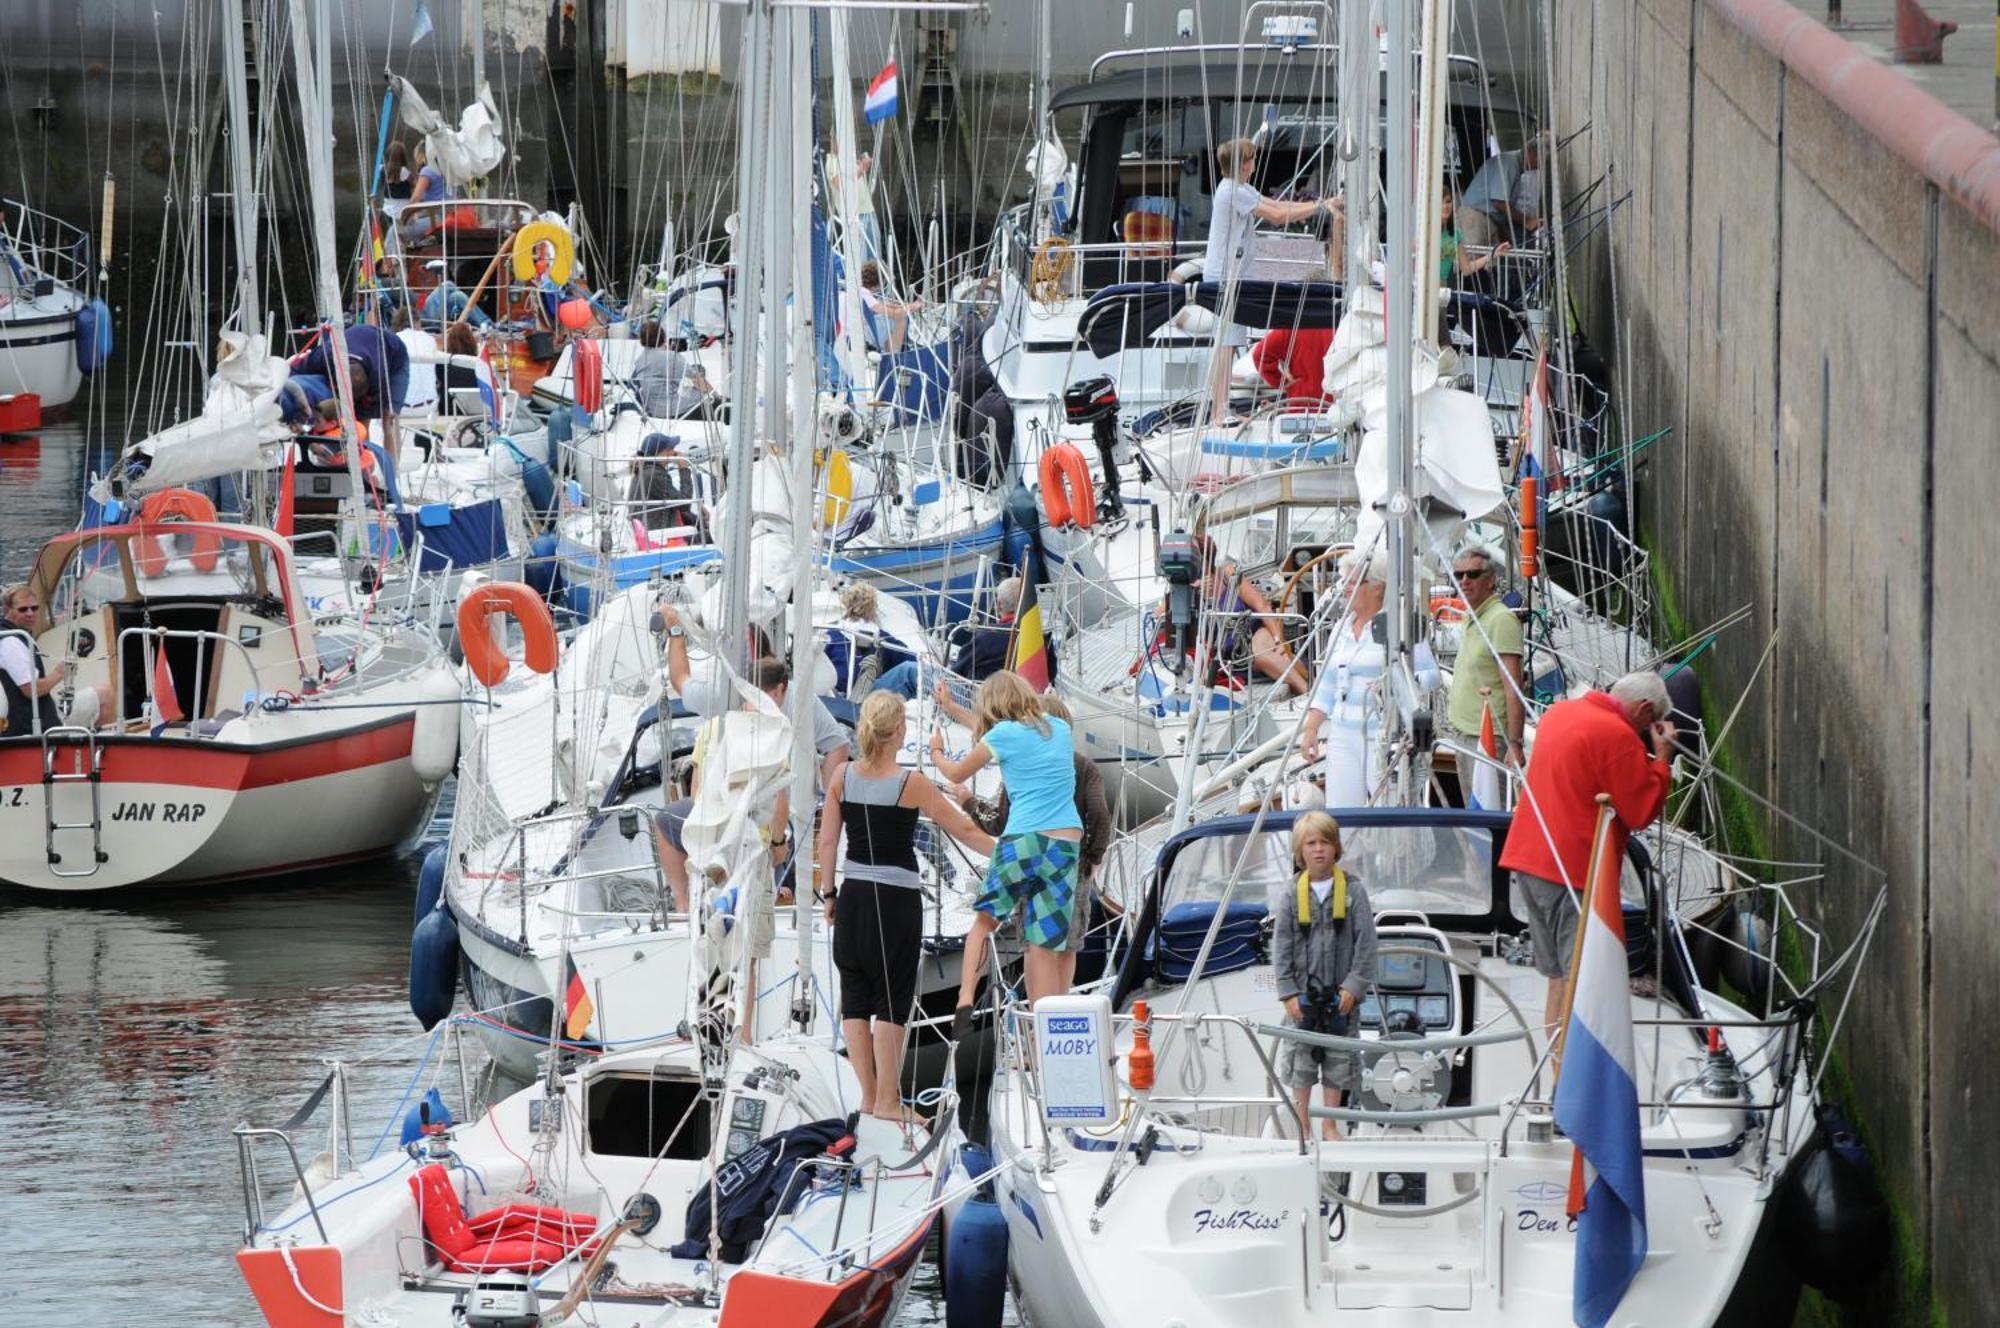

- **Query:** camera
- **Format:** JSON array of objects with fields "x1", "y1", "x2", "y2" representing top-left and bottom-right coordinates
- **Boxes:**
[{"x1": 1300, "y1": 979, "x2": 1349, "y2": 1063}]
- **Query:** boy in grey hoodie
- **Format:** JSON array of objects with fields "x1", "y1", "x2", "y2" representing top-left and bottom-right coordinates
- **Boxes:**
[{"x1": 1272, "y1": 811, "x2": 1378, "y2": 1140}]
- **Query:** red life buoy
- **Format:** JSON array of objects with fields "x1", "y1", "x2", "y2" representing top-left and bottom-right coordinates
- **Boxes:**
[
  {"x1": 573, "y1": 338, "x2": 603, "y2": 414},
  {"x1": 1037, "y1": 441, "x2": 1096, "y2": 530},
  {"x1": 135, "y1": 488, "x2": 223, "y2": 576},
  {"x1": 457, "y1": 583, "x2": 560, "y2": 687}
]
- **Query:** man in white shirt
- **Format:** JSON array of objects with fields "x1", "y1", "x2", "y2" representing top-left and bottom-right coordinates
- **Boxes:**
[
  {"x1": 392, "y1": 310, "x2": 440, "y2": 415},
  {"x1": 825, "y1": 135, "x2": 883, "y2": 264},
  {"x1": 1, "y1": 584, "x2": 63, "y2": 736},
  {"x1": 1459, "y1": 136, "x2": 1543, "y2": 249},
  {"x1": 1201, "y1": 137, "x2": 1342, "y2": 425}
]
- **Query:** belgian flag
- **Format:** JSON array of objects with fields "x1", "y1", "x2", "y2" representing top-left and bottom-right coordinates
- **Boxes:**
[
  {"x1": 562, "y1": 954, "x2": 595, "y2": 1041},
  {"x1": 1007, "y1": 548, "x2": 1053, "y2": 691}
]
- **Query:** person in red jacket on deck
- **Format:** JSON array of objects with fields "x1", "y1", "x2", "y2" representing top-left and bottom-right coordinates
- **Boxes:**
[
  {"x1": 1250, "y1": 326, "x2": 1334, "y2": 405},
  {"x1": 1498, "y1": 671, "x2": 1675, "y2": 1056}
]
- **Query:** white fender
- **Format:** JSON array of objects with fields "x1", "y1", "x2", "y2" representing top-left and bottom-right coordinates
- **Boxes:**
[{"x1": 410, "y1": 667, "x2": 463, "y2": 785}]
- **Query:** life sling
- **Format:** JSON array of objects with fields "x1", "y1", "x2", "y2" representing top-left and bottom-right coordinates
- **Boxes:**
[{"x1": 1294, "y1": 867, "x2": 1348, "y2": 928}]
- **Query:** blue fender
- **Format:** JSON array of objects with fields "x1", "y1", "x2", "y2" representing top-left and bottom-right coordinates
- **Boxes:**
[
  {"x1": 944, "y1": 1146, "x2": 1008, "y2": 1328},
  {"x1": 76, "y1": 298, "x2": 114, "y2": 374},
  {"x1": 408, "y1": 902, "x2": 460, "y2": 1030},
  {"x1": 525, "y1": 532, "x2": 562, "y2": 599},
  {"x1": 413, "y1": 843, "x2": 448, "y2": 924}
]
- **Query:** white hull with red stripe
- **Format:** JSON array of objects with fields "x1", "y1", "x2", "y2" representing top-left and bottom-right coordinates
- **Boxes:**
[{"x1": 0, "y1": 712, "x2": 442, "y2": 890}]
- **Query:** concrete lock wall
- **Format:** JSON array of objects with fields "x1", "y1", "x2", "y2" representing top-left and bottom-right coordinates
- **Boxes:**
[{"x1": 1551, "y1": 0, "x2": 2000, "y2": 1320}]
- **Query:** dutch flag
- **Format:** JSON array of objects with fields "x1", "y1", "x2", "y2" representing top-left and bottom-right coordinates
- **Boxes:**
[
  {"x1": 1553, "y1": 806, "x2": 1649, "y2": 1327},
  {"x1": 863, "y1": 61, "x2": 899, "y2": 125}
]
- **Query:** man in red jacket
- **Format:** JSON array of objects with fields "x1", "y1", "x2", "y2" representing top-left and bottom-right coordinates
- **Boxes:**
[{"x1": 1499, "y1": 671, "x2": 1676, "y2": 1052}]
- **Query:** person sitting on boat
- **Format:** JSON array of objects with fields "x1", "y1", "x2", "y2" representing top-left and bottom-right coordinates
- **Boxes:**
[
  {"x1": 1155, "y1": 538, "x2": 1307, "y2": 695},
  {"x1": 932, "y1": 670, "x2": 1084, "y2": 1028},
  {"x1": 399, "y1": 140, "x2": 458, "y2": 246},
  {"x1": 651, "y1": 606, "x2": 851, "y2": 911},
  {"x1": 380, "y1": 139, "x2": 414, "y2": 216},
  {"x1": 631, "y1": 320, "x2": 712, "y2": 418},
  {"x1": 1250, "y1": 325, "x2": 1335, "y2": 406},
  {"x1": 1497, "y1": 669, "x2": 1674, "y2": 1066},
  {"x1": 817, "y1": 691, "x2": 996, "y2": 1123},
  {"x1": 1439, "y1": 186, "x2": 1511, "y2": 288},
  {"x1": 418, "y1": 261, "x2": 495, "y2": 331},
  {"x1": 1273, "y1": 811, "x2": 1379, "y2": 1142},
  {"x1": 867, "y1": 576, "x2": 1019, "y2": 700},
  {"x1": 946, "y1": 691, "x2": 1114, "y2": 992},
  {"x1": 627, "y1": 432, "x2": 706, "y2": 543},
  {"x1": 1202, "y1": 137, "x2": 1343, "y2": 426},
  {"x1": 857, "y1": 261, "x2": 920, "y2": 354},
  {"x1": 1444, "y1": 543, "x2": 1527, "y2": 773},
  {"x1": 2, "y1": 584, "x2": 63, "y2": 737},
  {"x1": 1297, "y1": 546, "x2": 1438, "y2": 807}
]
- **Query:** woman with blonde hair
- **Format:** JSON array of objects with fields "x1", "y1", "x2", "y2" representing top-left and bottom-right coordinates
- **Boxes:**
[
  {"x1": 930, "y1": 670, "x2": 1082, "y2": 1029},
  {"x1": 817, "y1": 691, "x2": 995, "y2": 1122}
]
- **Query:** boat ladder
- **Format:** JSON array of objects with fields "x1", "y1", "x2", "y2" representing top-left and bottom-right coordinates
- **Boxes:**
[{"x1": 40, "y1": 725, "x2": 108, "y2": 876}]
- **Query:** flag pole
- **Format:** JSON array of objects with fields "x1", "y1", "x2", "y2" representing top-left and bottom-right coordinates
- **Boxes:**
[{"x1": 1550, "y1": 792, "x2": 1616, "y2": 1092}]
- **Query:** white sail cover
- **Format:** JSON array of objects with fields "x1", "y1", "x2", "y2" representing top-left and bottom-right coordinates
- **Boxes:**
[
  {"x1": 1329, "y1": 288, "x2": 1507, "y2": 546},
  {"x1": 116, "y1": 332, "x2": 291, "y2": 497},
  {"x1": 396, "y1": 78, "x2": 506, "y2": 189}
]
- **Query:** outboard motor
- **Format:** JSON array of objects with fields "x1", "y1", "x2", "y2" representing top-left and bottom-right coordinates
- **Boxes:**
[
  {"x1": 454, "y1": 1271, "x2": 540, "y2": 1327},
  {"x1": 1157, "y1": 533, "x2": 1200, "y2": 672},
  {"x1": 1063, "y1": 375, "x2": 1123, "y2": 520}
]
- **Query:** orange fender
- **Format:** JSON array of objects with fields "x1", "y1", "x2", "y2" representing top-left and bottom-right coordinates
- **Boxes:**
[
  {"x1": 458, "y1": 582, "x2": 560, "y2": 687},
  {"x1": 135, "y1": 487, "x2": 222, "y2": 576},
  {"x1": 1037, "y1": 441, "x2": 1096, "y2": 531},
  {"x1": 574, "y1": 337, "x2": 603, "y2": 414}
]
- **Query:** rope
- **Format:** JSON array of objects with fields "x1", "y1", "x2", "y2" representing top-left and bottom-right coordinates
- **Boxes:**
[{"x1": 278, "y1": 1243, "x2": 345, "y2": 1316}]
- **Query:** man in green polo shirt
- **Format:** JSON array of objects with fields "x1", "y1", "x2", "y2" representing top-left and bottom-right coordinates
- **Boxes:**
[{"x1": 1446, "y1": 544, "x2": 1526, "y2": 766}]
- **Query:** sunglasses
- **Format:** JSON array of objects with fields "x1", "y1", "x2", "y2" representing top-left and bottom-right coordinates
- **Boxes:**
[
  {"x1": 8, "y1": 602, "x2": 39, "y2": 613},
  {"x1": 1451, "y1": 567, "x2": 1490, "y2": 582}
]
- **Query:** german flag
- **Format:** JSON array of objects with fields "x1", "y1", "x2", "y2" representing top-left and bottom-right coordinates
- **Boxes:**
[
  {"x1": 562, "y1": 954, "x2": 595, "y2": 1041},
  {"x1": 1007, "y1": 549, "x2": 1052, "y2": 691}
]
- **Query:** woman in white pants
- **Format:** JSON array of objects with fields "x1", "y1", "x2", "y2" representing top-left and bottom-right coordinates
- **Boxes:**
[{"x1": 1298, "y1": 548, "x2": 1387, "y2": 807}]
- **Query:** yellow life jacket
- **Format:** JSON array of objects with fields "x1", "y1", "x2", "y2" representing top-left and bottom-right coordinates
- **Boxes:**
[{"x1": 1295, "y1": 867, "x2": 1348, "y2": 927}]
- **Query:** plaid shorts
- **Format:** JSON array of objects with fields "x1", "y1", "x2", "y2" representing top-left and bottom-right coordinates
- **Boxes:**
[{"x1": 976, "y1": 832, "x2": 1079, "y2": 953}]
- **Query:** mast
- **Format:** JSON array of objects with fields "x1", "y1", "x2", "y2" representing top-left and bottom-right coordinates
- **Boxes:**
[
  {"x1": 825, "y1": 7, "x2": 870, "y2": 387},
  {"x1": 285, "y1": 0, "x2": 370, "y2": 535},
  {"x1": 1380, "y1": 0, "x2": 1417, "y2": 770},
  {"x1": 783, "y1": 1, "x2": 823, "y2": 1032},
  {"x1": 470, "y1": 0, "x2": 486, "y2": 94},
  {"x1": 717, "y1": 0, "x2": 774, "y2": 672},
  {"x1": 1416, "y1": 0, "x2": 1449, "y2": 347},
  {"x1": 218, "y1": 0, "x2": 262, "y2": 331},
  {"x1": 1337, "y1": 0, "x2": 1377, "y2": 292}
]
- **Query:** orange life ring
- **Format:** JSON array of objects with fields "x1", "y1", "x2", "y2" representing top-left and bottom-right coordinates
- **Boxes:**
[
  {"x1": 135, "y1": 488, "x2": 223, "y2": 576},
  {"x1": 457, "y1": 583, "x2": 560, "y2": 688},
  {"x1": 1037, "y1": 441, "x2": 1096, "y2": 531},
  {"x1": 1429, "y1": 593, "x2": 1470, "y2": 624}
]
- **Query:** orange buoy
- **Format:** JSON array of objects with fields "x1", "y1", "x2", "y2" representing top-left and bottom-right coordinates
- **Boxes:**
[
  {"x1": 134, "y1": 487, "x2": 223, "y2": 576},
  {"x1": 1128, "y1": 999, "x2": 1156, "y2": 1092},
  {"x1": 1037, "y1": 441, "x2": 1096, "y2": 531},
  {"x1": 457, "y1": 582, "x2": 560, "y2": 687},
  {"x1": 573, "y1": 337, "x2": 603, "y2": 414}
]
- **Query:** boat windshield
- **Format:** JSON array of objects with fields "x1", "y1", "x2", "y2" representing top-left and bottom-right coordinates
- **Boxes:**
[{"x1": 1159, "y1": 821, "x2": 1497, "y2": 919}]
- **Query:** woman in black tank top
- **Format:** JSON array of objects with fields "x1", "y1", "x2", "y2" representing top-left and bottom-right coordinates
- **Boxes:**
[{"x1": 816, "y1": 692, "x2": 995, "y2": 1123}]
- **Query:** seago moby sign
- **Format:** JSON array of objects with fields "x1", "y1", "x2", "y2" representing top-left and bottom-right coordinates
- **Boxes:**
[{"x1": 1034, "y1": 993, "x2": 1120, "y2": 1127}]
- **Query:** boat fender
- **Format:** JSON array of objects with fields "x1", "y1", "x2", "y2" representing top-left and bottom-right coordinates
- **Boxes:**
[
  {"x1": 414, "y1": 843, "x2": 449, "y2": 923},
  {"x1": 410, "y1": 670, "x2": 462, "y2": 784},
  {"x1": 399, "y1": 1087, "x2": 456, "y2": 1148},
  {"x1": 524, "y1": 532, "x2": 562, "y2": 599},
  {"x1": 76, "y1": 298, "x2": 114, "y2": 374},
  {"x1": 1719, "y1": 905, "x2": 1774, "y2": 1007},
  {"x1": 1778, "y1": 1104, "x2": 1891, "y2": 1299},
  {"x1": 573, "y1": 338, "x2": 603, "y2": 415},
  {"x1": 408, "y1": 904, "x2": 460, "y2": 1031},
  {"x1": 944, "y1": 1152, "x2": 1009, "y2": 1328},
  {"x1": 135, "y1": 487, "x2": 223, "y2": 575},
  {"x1": 457, "y1": 582, "x2": 560, "y2": 688},
  {"x1": 1000, "y1": 483, "x2": 1042, "y2": 574},
  {"x1": 1036, "y1": 441, "x2": 1095, "y2": 530}
]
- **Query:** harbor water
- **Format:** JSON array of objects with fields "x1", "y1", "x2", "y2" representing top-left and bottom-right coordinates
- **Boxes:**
[{"x1": 0, "y1": 418, "x2": 971, "y2": 1323}]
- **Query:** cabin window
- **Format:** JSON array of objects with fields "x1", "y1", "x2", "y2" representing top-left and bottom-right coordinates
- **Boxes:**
[{"x1": 586, "y1": 1071, "x2": 712, "y2": 1160}]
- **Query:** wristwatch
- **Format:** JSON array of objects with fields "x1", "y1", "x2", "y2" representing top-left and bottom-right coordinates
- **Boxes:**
[{"x1": 667, "y1": 625, "x2": 684, "y2": 639}]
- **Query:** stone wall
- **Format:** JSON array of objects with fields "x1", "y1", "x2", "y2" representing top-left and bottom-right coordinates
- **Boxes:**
[{"x1": 1550, "y1": 0, "x2": 2000, "y2": 1321}]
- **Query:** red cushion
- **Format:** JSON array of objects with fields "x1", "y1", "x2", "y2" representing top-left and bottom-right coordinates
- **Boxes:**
[
  {"x1": 409, "y1": 1164, "x2": 476, "y2": 1260},
  {"x1": 450, "y1": 1238, "x2": 569, "y2": 1274},
  {"x1": 467, "y1": 1206, "x2": 597, "y2": 1243}
]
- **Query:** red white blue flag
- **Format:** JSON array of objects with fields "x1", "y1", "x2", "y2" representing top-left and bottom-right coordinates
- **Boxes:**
[
  {"x1": 1553, "y1": 818, "x2": 1648, "y2": 1327},
  {"x1": 863, "y1": 61, "x2": 899, "y2": 125}
]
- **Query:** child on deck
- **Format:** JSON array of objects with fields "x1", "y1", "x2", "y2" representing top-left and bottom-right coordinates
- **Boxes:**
[
  {"x1": 930, "y1": 671, "x2": 1081, "y2": 1033},
  {"x1": 1273, "y1": 812, "x2": 1378, "y2": 1140}
]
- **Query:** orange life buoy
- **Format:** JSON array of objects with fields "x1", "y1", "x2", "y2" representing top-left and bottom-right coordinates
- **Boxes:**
[
  {"x1": 1037, "y1": 441, "x2": 1096, "y2": 531},
  {"x1": 135, "y1": 488, "x2": 223, "y2": 576},
  {"x1": 457, "y1": 582, "x2": 559, "y2": 688},
  {"x1": 1429, "y1": 593, "x2": 1470, "y2": 624}
]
